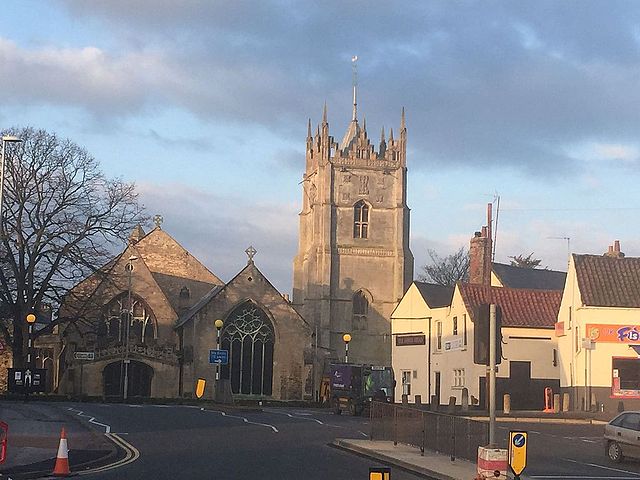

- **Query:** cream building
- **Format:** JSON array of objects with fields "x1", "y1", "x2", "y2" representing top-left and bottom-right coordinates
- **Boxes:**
[
  {"x1": 557, "y1": 241, "x2": 640, "y2": 412},
  {"x1": 292, "y1": 92, "x2": 413, "y2": 369}
]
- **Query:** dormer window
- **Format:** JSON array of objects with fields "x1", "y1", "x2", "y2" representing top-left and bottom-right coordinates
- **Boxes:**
[
  {"x1": 353, "y1": 200, "x2": 369, "y2": 239},
  {"x1": 179, "y1": 286, "x2": 190, "y2": 299}
]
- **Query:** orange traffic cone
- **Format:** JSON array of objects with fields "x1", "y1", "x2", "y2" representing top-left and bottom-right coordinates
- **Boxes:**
[{"x1": 52, "y1": 427, "x2": 71, "y2": 477}]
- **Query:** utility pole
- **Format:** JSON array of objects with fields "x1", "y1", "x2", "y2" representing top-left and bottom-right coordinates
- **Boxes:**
[
  {"x1": 489, "y1": 304, "x2": 497, "y2": 446},
  {"x1": 123, "y1": 255, "x2": 137, "y2": 401}
]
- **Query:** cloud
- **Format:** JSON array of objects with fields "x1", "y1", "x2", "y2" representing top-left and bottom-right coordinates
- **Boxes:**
[
  {"x1": 137, "y1": 181, "x2": 298, "y2": 293},
  {"x1": 8, "y1": 0, "x2": 640, "y2": 176}
]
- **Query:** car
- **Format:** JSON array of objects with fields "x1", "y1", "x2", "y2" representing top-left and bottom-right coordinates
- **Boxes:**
[{"x1": 605, "y1": 411, "x2": 640, "y2": 462}]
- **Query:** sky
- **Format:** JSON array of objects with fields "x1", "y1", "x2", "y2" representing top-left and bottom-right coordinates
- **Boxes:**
[{"x1": 2, "y1": 0, "x2": 640, "y2": 293}]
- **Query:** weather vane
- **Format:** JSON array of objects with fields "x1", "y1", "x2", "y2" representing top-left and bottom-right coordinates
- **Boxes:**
[
  {"x1": 153, "y1": 214, "x2": 164, "y2": 229},
  {"x1": 245, "y1": 246, "x2": 257, "y2": 263}
]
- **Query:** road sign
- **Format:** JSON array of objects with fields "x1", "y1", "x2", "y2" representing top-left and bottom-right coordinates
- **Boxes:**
[
  {"x1": 509, "y1": 431, "x2": 528, "y2": 477},
  {"x1": 7, "y1": 368, "x2": 46, "y2": 394},
  {"x1": 74, "y1": 351, "x2": 95, "y2": 361},
  {"x1": 209, "y1": 349, "x2": 229, "y2": 365},
  {"x1": 195, "y1": 378, "x2": 206, "y2": 399}
]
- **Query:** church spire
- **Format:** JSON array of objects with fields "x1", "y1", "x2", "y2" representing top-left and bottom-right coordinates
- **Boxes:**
[
  {"x1": 401, "y1": 107, "x2": 406, "y2": 131},
  {"x1": 380, "y1": 126, "x2": 386, "y2": 143},
  {"x1": 389, "y1": 127, "x2": 394, "y2": 142},
  {"x1": 351, "y1": 55, "x2": 358, "y2": 122},
  {"x1": 307, "y1": 118, "x2": 312, "y2": 139},
  {"x1": 322, "y1": 101, "x2": 328, "y2": 125}
]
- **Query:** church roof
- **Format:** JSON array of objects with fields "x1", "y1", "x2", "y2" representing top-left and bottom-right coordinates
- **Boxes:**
[
  {"x1": 492, "y1": 262, "x2": 566, "y2": 291},
  {"x1": 340, "y1": 119, "x2": 360, "y2": 151}
]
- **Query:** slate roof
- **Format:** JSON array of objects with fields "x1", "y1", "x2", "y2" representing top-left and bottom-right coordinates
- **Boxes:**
[
  {"x1": 459, "y1": 283, "x2": 562, "y2": 328},
  {"x1": 492, "y1": 262, "x2": 566, "y2": 291},
  {"x1": 414, "y1": 282, "x2": 455, "y2": 308},
  {"x1": 574, "y1": 254, "x2": 640, "y2": 308}
]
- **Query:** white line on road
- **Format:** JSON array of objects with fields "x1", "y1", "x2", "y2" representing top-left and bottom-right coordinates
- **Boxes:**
[
  {"x1": 530, "y1": 476, "x2": 640, "y2": 479},
  {"x1": 358, "y1": 430, "x2": 368, "y2": 438},
  {"x1": 204, "y1": 408, "x2": 279, "y2": 433},
  {"x1": 565, "y1": 458, "x2": 640, "y2": 476},
  {"x1": 67, "y1": 407, "x2": 112, "y2": 433},
  {"x1": 264, "y1": 409, "x2": 324, "y2": 425}
]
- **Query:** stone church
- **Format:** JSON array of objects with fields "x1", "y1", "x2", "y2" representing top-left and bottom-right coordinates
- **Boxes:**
[
  {"x1": 57, "y1": 224, "x2": 311, "y2": 400},
  {"x1": 292, "y1": 89, "x2": 414, "y2": 369}
]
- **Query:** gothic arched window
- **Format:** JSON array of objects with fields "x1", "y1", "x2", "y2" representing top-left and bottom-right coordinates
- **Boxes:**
[
  {"x1": 220, "y1": 301, "x2": 275, "y2": 396},
  {"x1": 102, "y1": 294, "x2": 157, "y2": 345},
  {"x1": 353, "y1": 200, "x2": 369, "y2": 239},
  {"x1": 352, "y1": 290, "x2": 371, "y2": 331}
]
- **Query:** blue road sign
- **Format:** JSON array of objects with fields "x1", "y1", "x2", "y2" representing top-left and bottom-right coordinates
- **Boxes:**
[
  {"x1": 513, "y1": 433, "x2": 526, "y2": 448},
  {"x1": 209, "y1": 349, "x2": 229, "y2": 365}
]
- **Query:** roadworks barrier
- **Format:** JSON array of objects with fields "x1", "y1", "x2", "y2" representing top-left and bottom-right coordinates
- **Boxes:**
[{"x1": 477, "y1": 446, "x2": 507, "y2": 479}]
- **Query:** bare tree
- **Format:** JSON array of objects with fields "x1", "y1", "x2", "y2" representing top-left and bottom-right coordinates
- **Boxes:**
[
  {"x1": 0, "y1": 127, "x2": 146, "y2": 367},
  {"x1": 419, "y1": 247, "x2": 470, "y2": 286},
  {"x1": 509, "y1": 253, "x2": 542, "y2": 269}
]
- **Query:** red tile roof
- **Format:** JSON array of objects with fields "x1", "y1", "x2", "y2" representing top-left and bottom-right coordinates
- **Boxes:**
[
  {"x1": 574, "y1": 254, "x2": 640, "y2": 308},
  {"x1": 458, "y1": 283, "x2": 562, "y2": 328}
]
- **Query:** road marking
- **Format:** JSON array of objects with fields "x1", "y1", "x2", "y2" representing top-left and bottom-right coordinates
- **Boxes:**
[
  {"x1": 204, "y1": 408, "x2": 279, "y2": 433},
  {"x1": 78, "y1": 433, "x2": 140, "y2": 475},
  {"x1": 565, "y1": 458, "x2": 640, "y2": 476},
  {"x1": 530, "y1": 476, "x2": 640, "y2": 479},
  {"x1": 67, "y1": 407, "x2": 112, "y2": 434},
  {"x1": 581, "y1": 439, "x2": 597, "y2": 443},
  {"x1": 265, "y1": 409, "x2": 324, "y2": 425},
  {"x1": 358, "y1": 430, "x2": 368, "y2": 438}
]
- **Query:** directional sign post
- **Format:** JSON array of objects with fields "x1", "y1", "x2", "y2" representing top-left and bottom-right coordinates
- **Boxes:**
[
  {"x1": 209, "y1": 349, "x2": 229, "y2": 365},
  {"x1": 74, "y1": 352, "x2": 95, "y2": 361},
  {"x1": 509, "y1": 431, "x2": 528, "y2": 479}
]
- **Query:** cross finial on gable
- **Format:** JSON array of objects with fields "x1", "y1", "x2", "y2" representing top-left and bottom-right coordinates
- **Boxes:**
[
  {"x1": 153, "y1": 214, "x2": 164, "y2": 229},
  {"x1": 245, "y1": 246, "x2": 257, "y2": 264}
]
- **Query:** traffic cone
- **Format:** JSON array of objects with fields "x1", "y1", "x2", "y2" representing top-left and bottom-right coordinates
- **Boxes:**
[{"x1": 52, "y1": 427, "x2": 71, "y2": 477}]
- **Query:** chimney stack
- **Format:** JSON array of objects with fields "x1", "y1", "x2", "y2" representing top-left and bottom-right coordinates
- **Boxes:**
[
  {"x1": 604, "y1": 240, "x2": 625, "y2": 259},
  {"x1": 469, "y1": 204, "x2": 493, "y2": 286}
]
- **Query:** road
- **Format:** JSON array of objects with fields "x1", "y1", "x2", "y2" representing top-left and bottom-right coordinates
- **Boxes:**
[
  {"x1": 55, "y1": 403, "x2": 423, "y2": 480},
  {"x1": 495, "y1": 421, "x2": 640, "y2": 479}
]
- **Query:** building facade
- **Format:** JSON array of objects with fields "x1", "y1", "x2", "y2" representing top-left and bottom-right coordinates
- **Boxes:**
[
  {"x1": 557, "y1": 242, "x2": 640, "y2": 412},
  {"x1": 58, "y1": 226, "x2": 311, "y2": 400},
  {"x1": 292, "y1": 97, "x2": 413, "y2": 370}
]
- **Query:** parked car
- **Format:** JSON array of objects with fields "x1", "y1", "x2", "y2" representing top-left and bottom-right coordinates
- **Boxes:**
[{"x1": 605, "y1": 411, "x2": 640, "y2": 462}]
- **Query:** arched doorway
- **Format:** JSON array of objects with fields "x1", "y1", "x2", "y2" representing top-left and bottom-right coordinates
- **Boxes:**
[
  {"x1": 221, "y1": 301, "x2": 274, "y2": 396},
  {"x1": 103, "y1": 360, "x2": 154, "y2": 398}
]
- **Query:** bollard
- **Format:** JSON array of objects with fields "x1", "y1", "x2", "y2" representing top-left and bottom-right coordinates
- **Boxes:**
[
  {"x1": 402, "y1": 394, "x2": 409, "y2": 405},
  {"x1": 562, "y1": 392, "x2": 570, "y2": 412},
  {"x1": 618, "y1": 400, "x2": 625, "y2": 413},
  {"x1": 590, "y1": 393, "x2": 597, "y2": 412},
  {"x1": 431, "y1": 395, "x2": 438, "y2": 412},
  {"x1": 461, "y1": 388, "x2": 469, "y2": 412},
  {"x1": 369, "y1": 466, "x2": 391, "y2": 480},
  {"x1": 503, "y1": 394, "x2": 511, "y2": 415},
  {"x1": 415, "y1": 394, "x2": 422, "y2": 406},
  {"x1": 447, "y1": 396, "x2": 456, "y2": 414},
  {"x1": 553, "y1": 393, "x2": 561, "y2": 413}
]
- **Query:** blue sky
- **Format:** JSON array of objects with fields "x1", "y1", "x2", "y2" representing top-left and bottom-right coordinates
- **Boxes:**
[{"x1": 2, "y1": 1, "x2": 640, "y2": 292}]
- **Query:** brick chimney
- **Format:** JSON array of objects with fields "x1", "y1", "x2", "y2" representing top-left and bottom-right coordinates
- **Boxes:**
[
  {"x1": 469, "y1": 204, "x2": 493, "y2": 285},
  {"x1": 604, "y1": 240, "x2": 625, "y2": 259}
]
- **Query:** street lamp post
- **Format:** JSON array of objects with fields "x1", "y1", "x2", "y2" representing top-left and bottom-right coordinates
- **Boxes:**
[
  {"x1": 0, "y1": 136, "x2": 22, "y2": 232},
  {"x1": 26, "y1": 313, "x2": 36, "y2": 368},
  {"x1": 123, "y1": 255, "x2": 138, "y2": 401},
  {"x1": 214, "y1": 319, "x2": 224, "y2": 402},
  {"x1": 343, "y1": 333, "x2": 351, "y2": 363}
]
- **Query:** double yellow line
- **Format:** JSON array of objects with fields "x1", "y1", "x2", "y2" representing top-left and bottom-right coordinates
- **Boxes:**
[{"x1": 78, "y1": 433, "x2": 140, "y2": 475}]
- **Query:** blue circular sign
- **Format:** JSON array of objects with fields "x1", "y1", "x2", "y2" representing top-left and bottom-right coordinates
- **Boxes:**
[{"x1": 513, "y1": 433, "x2": 526, "y2": 447}]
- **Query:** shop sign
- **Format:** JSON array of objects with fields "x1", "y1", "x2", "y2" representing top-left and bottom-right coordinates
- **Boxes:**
[
  {"x1": 444, "y1": 338, "x2": 464, "y2": 351},
  {"x1": 396, "y1": 335, "x2": 425, "y2": 346},
  {"x1": 586, "y1": 324, "x2": 640, "y2": 343}
]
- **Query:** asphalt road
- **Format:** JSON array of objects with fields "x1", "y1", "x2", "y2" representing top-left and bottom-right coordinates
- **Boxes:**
[
  {"x1": 496, "y1": 421, "x2": 640, "y2": 479},
  {"x1": 52, "y1": 403, "x2": 424, "y2": 480}
]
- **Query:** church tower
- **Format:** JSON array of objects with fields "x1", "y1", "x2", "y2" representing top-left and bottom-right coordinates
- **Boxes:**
[{"x1": 292, "y1": 69, "x2": 414, "y2": 368}]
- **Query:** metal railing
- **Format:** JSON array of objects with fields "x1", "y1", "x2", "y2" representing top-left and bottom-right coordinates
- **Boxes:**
[{"x1": 370, "y1": 402, "x2": 488, "y2": 461}]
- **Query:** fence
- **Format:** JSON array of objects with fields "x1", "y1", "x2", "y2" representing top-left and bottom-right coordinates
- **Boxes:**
[{"x1": 370, "y1": 402, "x2": 488, "y2": 461}]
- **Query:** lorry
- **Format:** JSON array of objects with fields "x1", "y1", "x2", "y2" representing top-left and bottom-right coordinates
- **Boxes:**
[{"x1": 329, "y1": 363, "x2": 394, "y2": 416}]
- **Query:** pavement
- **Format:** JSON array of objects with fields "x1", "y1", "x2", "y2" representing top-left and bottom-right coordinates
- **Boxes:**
[
  {"x1": 332, "y1": 438, "x2": 477, "y2": 480},
  {"x1": 0, "y1": 402, "x2": 118, "y2": 479}
]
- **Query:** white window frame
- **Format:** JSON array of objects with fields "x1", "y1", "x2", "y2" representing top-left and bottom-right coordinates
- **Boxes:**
[
  {"x1": 401, "y1": 370, "x2": 412, "y2": 396},
  {"x1": 453, "y1": 368, "x2": 465, "y2": 389}
]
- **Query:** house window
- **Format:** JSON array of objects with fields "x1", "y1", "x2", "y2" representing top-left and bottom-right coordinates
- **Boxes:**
[
  {"x1": 401, "y1": 370, "x2": 412, "y2": 396},
  {"x1": 436, "y1": 321, "x2": 442, "y2": 350},
  {"x1": 463, "y1": 314, "x2": 467, "y2": 346},
  {"x1": 453, "y1": 316, "x2": 458, "y2": 336},
  {"x1": 352, "y1": 290, "x2": 370, "y2": 331},
  {"x1": 453, "y1": 369, "x2": 465, "y2": 388},
  {"x1": 353, "y1": 200, "x2": 369, "y2": 239}
]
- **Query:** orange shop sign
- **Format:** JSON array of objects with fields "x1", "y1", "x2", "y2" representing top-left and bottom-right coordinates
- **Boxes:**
[{"x1": 586, "y1": 324, "x2": 640, "y2": 343}]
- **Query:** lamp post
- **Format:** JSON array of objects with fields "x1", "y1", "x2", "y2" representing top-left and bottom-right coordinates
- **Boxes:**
[
  {"x1": 123, "y1": 255, "x2": 138, "y2": 401},
  {"x1": 0, "y1": 136, "x2": 22, "y2": 232},
  {"x1": 214, "y1": 319, "x2": 224, "y2": 401},
  {"x1": 343, "y1": 333, "x2": 351, "y2": 363},
  {"x1": 26, "y1": 313, "x2": 36, "y2": 368}
]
